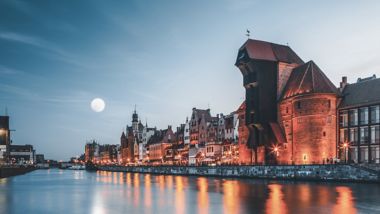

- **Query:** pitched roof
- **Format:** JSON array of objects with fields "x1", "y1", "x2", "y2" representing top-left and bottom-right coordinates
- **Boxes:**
[
  {"x1": 281, "y1": 61, "x2": 339, "y2": 100},
  {"x1": 192, "y1": 108, "x2": 212, "y2": 122},
  {"x1": 236, "y1": 39, "x2": 304, "y2": 65},
  {"x1": 339, "y1": 77, "x2": 380, "y2": 108}
]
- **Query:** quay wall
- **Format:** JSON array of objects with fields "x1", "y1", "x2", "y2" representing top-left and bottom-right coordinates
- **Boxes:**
[
  {"x1": 98, "y1": 164, "x2": 380, "y2": 183},
  {"x1": 0, "y1": 166, "x2": 35, "y2": 178}
]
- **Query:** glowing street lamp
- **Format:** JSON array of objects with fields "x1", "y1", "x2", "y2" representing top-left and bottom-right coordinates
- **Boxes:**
[{"x1": 342, "y1": 141, "x2": 349, "y2": 164}]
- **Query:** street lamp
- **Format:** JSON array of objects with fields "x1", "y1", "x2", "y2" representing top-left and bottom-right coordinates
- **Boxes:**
[{"x1": 343, "y1": 142, "x2": 349, "y2": 164}]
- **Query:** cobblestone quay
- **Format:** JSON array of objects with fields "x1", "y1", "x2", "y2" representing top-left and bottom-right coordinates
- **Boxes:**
[{"x1": 98, "y1": 164, "x2": 380, "y2": 183}]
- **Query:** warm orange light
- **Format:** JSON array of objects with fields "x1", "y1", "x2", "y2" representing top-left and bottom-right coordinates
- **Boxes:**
[{"x1": 343, "y1": 143, "x2": 348, "y2": 148}]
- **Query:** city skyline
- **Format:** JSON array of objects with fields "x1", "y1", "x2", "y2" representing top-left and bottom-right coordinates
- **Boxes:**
[{"x1": 1, "y1": 0, "x2": 380, "y2": 160}]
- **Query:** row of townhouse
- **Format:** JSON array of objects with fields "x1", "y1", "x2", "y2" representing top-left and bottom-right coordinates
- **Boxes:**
[{"x1": 111, "y1": 104, "x2": 254, "y2": 166}]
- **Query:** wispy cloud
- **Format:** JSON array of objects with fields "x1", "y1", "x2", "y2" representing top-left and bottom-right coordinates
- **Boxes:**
[
  {"x1": 0, "y1": 65, "x2": 24, "y2": 75},
  {"x1": 0, "y1": 32, "x2": 92, "y2": 69},
  {"x1": 0, "y1": 83, "x2": 89, "y2": 104}
]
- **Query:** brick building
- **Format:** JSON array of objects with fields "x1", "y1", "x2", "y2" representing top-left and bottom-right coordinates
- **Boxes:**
[{"x1": 235, "y1": 39, "x2": 338, "y2": 165}]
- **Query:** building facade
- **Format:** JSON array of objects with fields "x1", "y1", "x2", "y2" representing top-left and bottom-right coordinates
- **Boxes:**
[
  {"x1": 236, "y1": 39, "x2": 338, "y2": 165},
  {"x1": 338, "y1": 75, "x2": 380, "y2": 163}
]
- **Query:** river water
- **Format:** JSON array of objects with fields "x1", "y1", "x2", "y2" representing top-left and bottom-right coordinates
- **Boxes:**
[{"x1": 0, "y1": 169, "x2": 379, "y2": 214}]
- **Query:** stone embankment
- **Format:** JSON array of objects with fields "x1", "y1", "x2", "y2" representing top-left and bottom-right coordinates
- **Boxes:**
[
  {"x1": 0, "y1": 166, "x2": 36, "y2": 178},
  {"x1": 98, "y1": 164, "x2": 380, "y2": 183}
]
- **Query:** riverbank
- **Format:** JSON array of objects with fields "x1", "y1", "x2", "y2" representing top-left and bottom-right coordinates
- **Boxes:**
[
  {"x1": 98, "y1": 164, "x2": 380, "y2": 183},
  {"x1": 0, "y1": 166, "x2": 36, "y2": 178}
]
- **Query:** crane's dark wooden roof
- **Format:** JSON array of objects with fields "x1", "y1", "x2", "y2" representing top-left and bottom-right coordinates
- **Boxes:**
[
  {"x1": 236, "y1": 39, "x2": 304, "y2": 65},
  {"x1": 281, "y1": 60, "x2": 339, "y2": 100}
]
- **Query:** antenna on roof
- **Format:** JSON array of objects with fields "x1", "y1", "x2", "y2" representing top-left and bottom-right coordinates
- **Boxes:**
[
  {"x1": 246, "y1": 29, "x2": 250, "y2": 38},
  {"x1": 286, "y1": 42, "x2": 289, "y2": 46}
]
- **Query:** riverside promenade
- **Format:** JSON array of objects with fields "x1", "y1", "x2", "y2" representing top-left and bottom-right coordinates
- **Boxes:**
[
  {"x1": 0, "y1": 166, "x2": 35, "y2": 178},
  {"x1": 98, "y1": 164, "x2": 380, "y2": 183}
]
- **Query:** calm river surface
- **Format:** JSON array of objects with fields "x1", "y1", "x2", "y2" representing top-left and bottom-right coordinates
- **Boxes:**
[{"x1": 0, "y1": 169, "x2": 379, "y2": 214}]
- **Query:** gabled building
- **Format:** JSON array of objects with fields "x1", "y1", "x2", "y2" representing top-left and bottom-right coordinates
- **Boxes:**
[
  {"x1": 236, "y1": 39, "x2": 338, "y2": 165},
  {"x1": 189, "y1": 108, "x2": 212, "y2": 145},
  {"x1": 338, "y1": 75, "x2": 380, "y2": 163},
  {"x1": 235, "y1": 39, "x2": 304, "y2": 164}
]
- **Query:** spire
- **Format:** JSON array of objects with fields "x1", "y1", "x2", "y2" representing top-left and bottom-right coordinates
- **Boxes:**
[{"x1": 132, "y1": 105, "x2": 138, "y2": 123}]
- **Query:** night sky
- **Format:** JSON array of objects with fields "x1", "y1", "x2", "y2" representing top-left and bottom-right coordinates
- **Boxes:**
[{"x1": 1, "y1": 0, "x2": 379, "y2": 160}]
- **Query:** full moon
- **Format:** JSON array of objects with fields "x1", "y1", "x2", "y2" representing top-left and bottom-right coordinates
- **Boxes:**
[{"x1": 91, "y1": 98, "x2": 105, "y2": 112}]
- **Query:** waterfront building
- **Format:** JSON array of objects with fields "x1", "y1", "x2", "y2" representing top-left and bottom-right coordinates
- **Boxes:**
[
  {"x1": 36, "y1": 154, "x2": 45, "y2": 164},
  {"x1": 120, "y1": 132, "x2": 129, "y2": 164},
  {"x1": 236, "y1": 102, "x2": 253, "y2": 164},
  {"x1": 0, "y1": 116, "x2": 10, "y2": 163},
  {"x1": 338, "y1": 75, "x2": 380, "y2": 163},
  {"x1": 189, "y1": 108, "x2": 212, "y2": 145},
  {"x1": 141, "y1": 124, "x2": 156, "y2": 162},
  {"x1": 85, "y1": 140, "x2": 100, "y2": 162},
  {"x1": 173, "y1": 124, "x2": 187, "y2": 165},
  {"x1": 279, "y1": 61, "x2": 338, "y2": 164},
  {"x1": 9, "y1": 144, "x2": 35, "y2": 164},
  {"x1": 147, "y1": 130, "x2": 165, "y2": 163},
  {"x1": 184, "y1": 117, "x2": 190, "y2": 145},
  {"x1": 235, "y1": 39, "x2": 338, "y2": 165}
]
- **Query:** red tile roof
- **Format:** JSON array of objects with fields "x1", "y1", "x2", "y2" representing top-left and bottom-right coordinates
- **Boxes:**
[{"x1": 281, "y1": 61, "x2": 338, "y2": 100}]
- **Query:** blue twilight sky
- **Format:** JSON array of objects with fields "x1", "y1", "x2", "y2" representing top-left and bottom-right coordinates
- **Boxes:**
[{"x1": 1, "y1": 0, "x2": 380, "y2": 160}]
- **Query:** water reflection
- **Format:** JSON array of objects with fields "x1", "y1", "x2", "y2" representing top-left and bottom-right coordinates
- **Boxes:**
[{"x1": 0, "y1": 170, "x2": 379, "y2": 214}]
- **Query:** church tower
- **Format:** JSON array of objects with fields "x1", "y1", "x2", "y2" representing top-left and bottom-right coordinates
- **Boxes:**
[{"x1": 132, "y1": 106, "x2": 139, "y2": 133}]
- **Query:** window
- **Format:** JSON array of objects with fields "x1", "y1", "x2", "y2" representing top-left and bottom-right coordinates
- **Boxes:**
[
  {"x1": 296, "y1": 101, "x2": 301, "y2": 109},
  {"x1": 340, "y1": 128, "x2": 348, "y2": 143},
  {"x1": 360, "y1": 127, "x2": 369, "y2": 144},
  {"x1": 350, "y1": 128, "x2": 358, "y2": 144},
  {"x1": 339, "y1": 111, "x2": 348, "y2": 127},
  {"x1": 371, "y1": 125, "x2": 380, "y2": 144},
  {"x1": 327, "y1": 100, "x2": 331, "y2": 108},
  {"x1": 286, "y1": 107, "x2": 289, "y2": 113},
  {"x1": 323, "y1": 131, "x2": 326, "y2": 137},
  {"x1": 349, "y1": 109, "x2": 358, "y2": 126},
  {"x1": 370, "y1": 106, "x2": 380, "y2": 124},
  {"x1": 359, "y1": 107, "x2": 369, "y2": 125}
]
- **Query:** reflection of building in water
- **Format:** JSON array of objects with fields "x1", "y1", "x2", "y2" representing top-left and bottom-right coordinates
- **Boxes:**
[
  {"x1": 266, "y1": 184, "x2": 288, "y2": 214},
  {"x1": 197, "y1": 177, "x2": 209, "y2": 214},
  {"x1": 332, "y1": 186, "x2": 356, "y2": 214}
]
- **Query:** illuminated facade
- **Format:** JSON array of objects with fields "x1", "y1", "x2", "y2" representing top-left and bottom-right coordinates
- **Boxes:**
[{"x1": 236, "y1": 39, "x2": 338, "y2": 164}]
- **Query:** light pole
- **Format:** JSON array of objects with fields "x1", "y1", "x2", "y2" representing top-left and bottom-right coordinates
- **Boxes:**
[{"x1": 343, "y1": 142, "x2": 348, "y2": 164}]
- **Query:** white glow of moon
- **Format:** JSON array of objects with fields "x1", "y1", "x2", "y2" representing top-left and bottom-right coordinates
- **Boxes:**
[{"x1": 91, "y1": 98, "x2": 105, "y2": 112}]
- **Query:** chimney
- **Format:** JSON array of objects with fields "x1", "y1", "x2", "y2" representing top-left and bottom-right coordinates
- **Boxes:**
[
  {"x1": 168, "y1": 125, "x2": 172, "y2": 130},
  {"x1": 339, "y1": 76, "x2": 348, "y2": 92}
]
